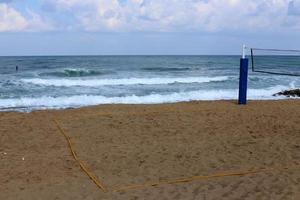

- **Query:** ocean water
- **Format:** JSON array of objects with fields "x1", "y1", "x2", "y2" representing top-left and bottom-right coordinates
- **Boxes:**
[{"x1": 0, "y1": 55, "x2": 299, "y2": 111}]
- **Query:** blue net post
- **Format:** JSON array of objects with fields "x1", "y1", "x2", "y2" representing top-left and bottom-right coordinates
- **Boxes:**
[{"x1": 238, "y1": 58, "x2": 249, "y2": 104}]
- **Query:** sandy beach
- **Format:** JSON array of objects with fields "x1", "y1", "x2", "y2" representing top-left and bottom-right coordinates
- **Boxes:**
[{"x1": 1, "y1": 100, "x2": 300, "y2": 200}]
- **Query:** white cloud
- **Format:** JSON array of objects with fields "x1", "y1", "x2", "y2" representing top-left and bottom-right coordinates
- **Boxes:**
[
  {"x1": 0, "y1": 3, "x2": 54, "y2": 32},
  {"x1": 0, "y1": 3, "x2": 28, "y2": 31},
  {"x1": 45, "y1": 0, "x2": 123, "y2": 31},
  {"x1": 25, "y1": 10, "x2": 55, "y2": 31},
  {"x1": 3, "y1": 0, "x2": 300, "y2": 32},
  {"x1": 42, "y1": 0, "x2": 300, "y2": 32},
  {"x1": 192, "y1": 0, "x2": 289, "y2": 31}
]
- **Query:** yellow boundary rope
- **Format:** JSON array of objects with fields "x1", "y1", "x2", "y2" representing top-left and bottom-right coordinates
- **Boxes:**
[
  {"x1": 53, "y1": 118, "x2": 300, "y2": 193},
  {"x1": 114, "y1": 165, "x2": 300, "y2": 192},
  {"x1": 53, "y1": 119, "x2": 107, "y2": 193}
]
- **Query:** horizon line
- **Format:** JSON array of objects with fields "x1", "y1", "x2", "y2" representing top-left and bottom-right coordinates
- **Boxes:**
[{"x1": 0, "y1": 54, "x2": 242, "y2": 57}]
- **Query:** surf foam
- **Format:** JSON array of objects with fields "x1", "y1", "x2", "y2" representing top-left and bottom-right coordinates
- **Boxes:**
[
  {"x1": 21, "y1": 76, "x2": 230, "y2": 87},
  {"x1": 0, "y1": 85, "x2": 293, "y2": 111}
]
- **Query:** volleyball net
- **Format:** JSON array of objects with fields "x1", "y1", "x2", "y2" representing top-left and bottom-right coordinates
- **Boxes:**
[
  {"x1": 238, "y1": 46, "x2": 300, "y2": 104},
  {"x1": 250, "y1": 48, "x2": 300, "y2": 76}
]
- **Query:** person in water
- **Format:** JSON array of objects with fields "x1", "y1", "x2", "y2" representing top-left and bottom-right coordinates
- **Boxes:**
[{"x1": 16, "y1": 65, "x2": 18, "y2": 72}]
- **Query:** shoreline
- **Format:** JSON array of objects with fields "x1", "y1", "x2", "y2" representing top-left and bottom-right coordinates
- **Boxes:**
[{"x1": 0, "y1": 98, "x2": 299, "y2": 113}]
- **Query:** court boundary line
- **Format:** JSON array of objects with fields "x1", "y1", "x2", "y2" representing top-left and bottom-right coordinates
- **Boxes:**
[
  {"x1": 113, "y1": 166, "x2": 300, "y2": 192},
  {"x1": 53, "y1": 118, "x2": 300, "y2": 193},
  {"x1": 54, "y1": 119, "x2": 107, "y2": 193}
]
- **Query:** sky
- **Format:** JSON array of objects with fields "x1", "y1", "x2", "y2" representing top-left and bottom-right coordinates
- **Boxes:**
[{"x1": 0, "y1": 0, "x2": 300, "y2": 55}]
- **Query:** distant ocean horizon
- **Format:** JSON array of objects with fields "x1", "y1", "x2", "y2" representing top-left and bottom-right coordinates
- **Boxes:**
[{"x1": 0, "y1": 55, "x2": 299, "y2": 112}]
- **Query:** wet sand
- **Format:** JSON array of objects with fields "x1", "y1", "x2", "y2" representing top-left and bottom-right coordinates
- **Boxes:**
[{"x1": 1, "y1": 100, "x2": 300, "y2": 200}]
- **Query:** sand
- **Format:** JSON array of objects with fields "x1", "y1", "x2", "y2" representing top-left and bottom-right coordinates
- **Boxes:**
[{"x1": 0, "y1": 100, "x2": 300, "y2": 200}]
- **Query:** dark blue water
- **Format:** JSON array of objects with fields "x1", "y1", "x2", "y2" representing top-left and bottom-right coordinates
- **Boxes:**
[{"x1": 0, "y1": 56, "x2": 299, "y2": 111}]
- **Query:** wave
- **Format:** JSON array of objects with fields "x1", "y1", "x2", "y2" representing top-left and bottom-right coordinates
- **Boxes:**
[
  {"x1": 142, "y1": 67, "x2": 191, "y2": 72},
  {"x1": 39, "y1": 68, "x2": 105, "y2": 77},
  {"x1": 21, "y1": 76, "x2": 230, "y2": 87},
  {"x1": 0, "y1": 85, "x2": 294, "y2": 111}
]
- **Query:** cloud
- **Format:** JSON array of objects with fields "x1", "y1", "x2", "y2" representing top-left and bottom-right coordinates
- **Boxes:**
[
  {"x1": 0, "y1": 3, "x2": 54, "y2": 32},
  {"x1": 3, "y1": 0, "x2": 300, "y2": 32},
  {"x1": 42, "y1": 0, "x2": 124, "y2": 31},
  {"x1": 40, "y1": 0, "x2": 300, "y2": 32},
  {"x1": 0, "y1": 3, "x2": 28, "y2": 31},
  {"x1": 288, "y1": 0, "x2": 300, "y2": 15}
]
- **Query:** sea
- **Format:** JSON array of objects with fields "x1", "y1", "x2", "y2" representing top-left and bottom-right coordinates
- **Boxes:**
[{"x1": 0, "y1": 55, "x2": 299, "y2": 112}]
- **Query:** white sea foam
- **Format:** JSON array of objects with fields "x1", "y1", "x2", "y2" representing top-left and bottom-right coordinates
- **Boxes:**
[
  {"x1": 21, "y1": 76, "x2": 230, "y2": 87},
  {"x1": 0, "y1": 85, "x2": 293, "y2": 111}
]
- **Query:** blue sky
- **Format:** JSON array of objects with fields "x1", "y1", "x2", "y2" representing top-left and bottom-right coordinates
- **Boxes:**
[{"x1": 0, "y1": 0, "x2": 300, "y2": 55}]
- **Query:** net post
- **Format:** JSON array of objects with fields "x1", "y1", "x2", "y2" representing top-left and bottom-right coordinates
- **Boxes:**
[
  {"x1": 242, "y1": 44, "x2": 246, "y2": 59},
  {"x1": 238, "y1": 45, "x2": 249, "y2": 105}
]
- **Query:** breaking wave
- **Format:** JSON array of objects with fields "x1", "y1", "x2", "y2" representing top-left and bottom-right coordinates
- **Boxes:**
[
  {"x1": 0, "y1": 85, "x2": 294, "y2": 111},
  {"x1": 21, "y1": 76, "x2": 230, "y2": 87},
  {"x1": 39, "y1": 68, "x2": 105, "y2": 77}
]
